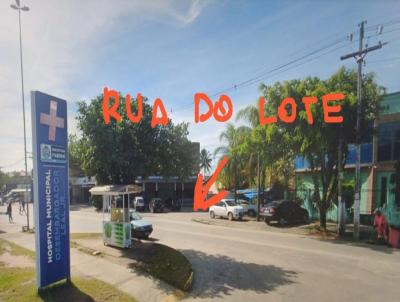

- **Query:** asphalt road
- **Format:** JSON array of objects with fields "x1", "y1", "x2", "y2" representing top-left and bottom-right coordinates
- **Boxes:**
[{"x1": 3, "y1": 204, "x2": 400, "y2": 301}]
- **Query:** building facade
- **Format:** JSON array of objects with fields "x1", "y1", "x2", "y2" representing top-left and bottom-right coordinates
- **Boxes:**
[{"x1": 295, "y1": 91, "x2": 400, "y2": 226}]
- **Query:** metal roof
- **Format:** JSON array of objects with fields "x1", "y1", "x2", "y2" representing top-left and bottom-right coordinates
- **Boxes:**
[{"x1": 89, "y1": 184, "x2": 142, "y2": 196}]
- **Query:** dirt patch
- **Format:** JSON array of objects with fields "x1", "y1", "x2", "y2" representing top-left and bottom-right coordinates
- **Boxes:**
[
  {"x1": 302, "y1": 224, "x2": 337, "y2": 239},
  {"x1": 0, "y1": 252, "x2": 34, "y2": 268}
]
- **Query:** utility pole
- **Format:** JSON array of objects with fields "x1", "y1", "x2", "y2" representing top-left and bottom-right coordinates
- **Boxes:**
[
  {"x1": 340, "y1": 21, "x2": 386, "y2": 240},
  {"x1": 234, "y1": 155, "x2": 238, "y2": 204},
  {"x1": 337, "y1": 127, "x2": 345, "y2": 236},
  {"x1": 256, "y1": 151, "x2": 261, "y2": 222}
]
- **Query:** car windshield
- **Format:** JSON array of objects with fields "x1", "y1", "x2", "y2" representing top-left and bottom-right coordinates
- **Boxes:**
[
  {"x1": 225, "y1": 200, "x2": 236, "y2": 206},
  {"x1": 130, "y1": 212, "x2": 142, "y2": 221}
]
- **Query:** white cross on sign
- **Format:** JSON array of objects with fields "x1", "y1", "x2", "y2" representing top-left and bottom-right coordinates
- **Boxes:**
[{"x1": 40, "y1": 100, "x2": 65, "y2": 141}]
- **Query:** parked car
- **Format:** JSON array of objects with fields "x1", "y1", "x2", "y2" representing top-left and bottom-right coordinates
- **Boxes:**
[
  {"x1": 209, "y1": 199, "x2": 246, "y2": 221},
  {"x1": 164, "y1": 197, "x2": 182, "y2": 212},
  {"x1": 4, "y1": 189, "x2": 29, "y2": 204},
  {"x1": 149, "y1": 198, "x2": 164, "y2": 213},
  {"x1": 134, "y1": 196, "x2": 145, "y2": 211},
  {"x1": 260, "y1": 200, "x2": 309, "y2": 225},
  {"x1": 130, "y1": 210, "x2": 153, "y2": 239},
  {"x1": 236, "y1": 199, "x2": 259, "y2": 216}
]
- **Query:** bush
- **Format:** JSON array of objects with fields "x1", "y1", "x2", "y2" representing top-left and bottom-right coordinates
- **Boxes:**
[{"x1": 91, "y1": 195, "x2": 103, "y2": 211}]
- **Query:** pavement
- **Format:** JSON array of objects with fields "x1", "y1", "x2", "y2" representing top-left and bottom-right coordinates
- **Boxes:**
[
  {"x1": 0, "y1": 204, "x2": 178, "y2": 302},
  {"x1": 1, "y1": 203, "x2": 400, "y2": 302}
]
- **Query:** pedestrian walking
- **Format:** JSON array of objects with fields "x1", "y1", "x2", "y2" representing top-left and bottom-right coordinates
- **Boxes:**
[
  {"x1": 373, "y1": 209, "x2": 388, "y2": 244},
  {"x1": 7, "y1": 202, "x2": 13, "y2": 223},
  {"x1": 19, "y1": 199, "x2": 23, "y2": 215},
  {"x1": 21, "y1": 199, "x2": 26, "y2": 215}
]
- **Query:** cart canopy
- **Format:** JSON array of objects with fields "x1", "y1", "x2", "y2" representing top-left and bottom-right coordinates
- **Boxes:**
[{"x1": 89, "y1": 184, "x2": 142, "y2": 196}]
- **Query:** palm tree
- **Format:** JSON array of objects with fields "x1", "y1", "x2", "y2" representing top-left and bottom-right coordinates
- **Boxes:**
[
  {"x1": 200, "y1": 148, "x2": 212, "y2": 175},
  {"x1": 236, "y1": 104, "x2": 259, "y2": 128},
  {"x1": 236, "y1": 102, "x2": 295, "y2": 220},
  {"x1": 214, "y1": 123, "x2": 250, "y2": 200}
]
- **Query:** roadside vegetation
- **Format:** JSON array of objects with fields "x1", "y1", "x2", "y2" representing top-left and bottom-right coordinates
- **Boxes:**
[
  {"x1": 0, "y1": 238, "x2": 137, "y2": 302},
  {"x1": 0, "y1": 238, "x2": 35, "y2": 258},
  {"x1": 214, "y1": 67, "x2": 385, "y2": 229},
  {"x1": 127, "y1": 243, "x2": 193, "y2": 291}
]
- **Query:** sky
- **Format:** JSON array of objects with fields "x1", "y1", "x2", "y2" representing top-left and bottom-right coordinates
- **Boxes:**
[{"x1": 1, "y1": 0, "x2": 400, "y2": 173}]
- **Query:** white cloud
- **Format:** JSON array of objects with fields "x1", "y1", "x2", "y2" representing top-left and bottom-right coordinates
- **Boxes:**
[{"x1": 0, "y1": 0, "x2": 208, "y2": 172}]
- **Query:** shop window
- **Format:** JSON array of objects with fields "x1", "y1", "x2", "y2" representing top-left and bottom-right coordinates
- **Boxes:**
[{"x1": 378, "y1": 122, "x2": 400, "y2": 161}]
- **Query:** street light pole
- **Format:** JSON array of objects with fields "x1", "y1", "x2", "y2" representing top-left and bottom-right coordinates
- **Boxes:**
[{"x1": 10, "y1": 0, "x2": 30, "y2": 230}]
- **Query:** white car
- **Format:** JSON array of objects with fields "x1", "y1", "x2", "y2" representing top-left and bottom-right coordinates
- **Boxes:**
[
  {"x1": 133, "y1": 196, "x2": 145, "y2": 211},
  {"x1": 209, "y1": 199, "x2": 245, "y2": 221},
  {"x1": 130, "y1": 210, "x2": 153, "y2": 239}
]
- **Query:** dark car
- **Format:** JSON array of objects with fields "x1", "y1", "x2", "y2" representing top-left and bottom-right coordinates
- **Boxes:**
[
  {"x1": 149, "y1": 198, "x2": 164, "y2": 213},
  {"x1": 164, "y1": 197, "x2": 182, "y2": 212},
  {"x1": 260, "y1": 200, "x2": 309, "y2": 225}
]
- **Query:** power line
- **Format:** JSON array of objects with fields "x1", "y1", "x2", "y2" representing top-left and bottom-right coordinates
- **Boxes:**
[
  {"x1": 172, "y1": 20, "x2": 400, "y2": 115},
  {"x1": 173, "y1": 38, "x2": 350, "y2": 114}
]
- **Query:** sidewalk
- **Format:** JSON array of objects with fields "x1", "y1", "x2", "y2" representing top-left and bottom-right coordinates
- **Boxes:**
[{"x1": 0, "y1": 210, "x2": 178, "y2": 302}]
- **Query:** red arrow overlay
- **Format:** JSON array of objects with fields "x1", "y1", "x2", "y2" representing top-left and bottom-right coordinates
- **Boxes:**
[{"x1": 194, "y1": 156, "x2": 229, "y2": 211}]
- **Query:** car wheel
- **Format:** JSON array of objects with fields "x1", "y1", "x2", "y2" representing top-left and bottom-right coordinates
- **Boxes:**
[
  {"x1": 264, "y1": 217, "x2": 271, "y2": 225},
  {"x1": 228, "y1": 212, "x2": 233, "y2": 221},
  {"x1": 278, "y1": 218, "x2": 285, "y2": 226},
  {"x1": 248, "y1": 210, "x2": 256, "y2": 217},
  {"x1": 210, "y1": 211, "x2": 215, "y2": 219}
]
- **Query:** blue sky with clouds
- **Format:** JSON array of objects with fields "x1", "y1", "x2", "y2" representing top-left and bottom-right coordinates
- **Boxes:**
[{"x1": 1, "y1": 0, "x2": 400, "y2": 172}]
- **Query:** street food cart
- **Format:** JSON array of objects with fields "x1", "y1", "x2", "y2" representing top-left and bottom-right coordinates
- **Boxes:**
[{"x1": 89, "y1": 184, "x2": 142, "y2": 248}]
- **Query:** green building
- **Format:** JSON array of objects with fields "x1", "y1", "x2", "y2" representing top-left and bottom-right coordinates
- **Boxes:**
[{"x1": 295, "y1": 91, "x2": 400, "y2": 226}]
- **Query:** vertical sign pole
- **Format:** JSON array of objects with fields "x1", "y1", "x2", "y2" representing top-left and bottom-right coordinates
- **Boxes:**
[{"x1": 31, "y1": 91, "x2": 70, "y2": 289}]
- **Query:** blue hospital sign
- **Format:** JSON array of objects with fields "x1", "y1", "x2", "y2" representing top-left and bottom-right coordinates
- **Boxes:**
[{"x1": 31, "y1": 91, "x2": 70, "y2": 288}]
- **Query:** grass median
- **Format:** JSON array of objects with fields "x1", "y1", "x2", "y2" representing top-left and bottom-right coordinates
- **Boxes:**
[
  {"x1": 0, "y1": 238, "x2": 137, "y2": 302},
  {"x1": 127, "y1": 243, "x2": 193, "y2": 291}
]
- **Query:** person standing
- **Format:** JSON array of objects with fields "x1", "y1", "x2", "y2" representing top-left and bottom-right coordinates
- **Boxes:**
[
  {"x1": 7, "y1": 202, "x2": 13, "y2": 223},
  {"x1": 373, "y1": 209, "x2": 388, "y2": 243},
  {"x1": 21, "y1": 198, "x2": 26, "y2": 215},
  {"x1": 19, "y1": 199, "x2": 23, "y2": 215}
]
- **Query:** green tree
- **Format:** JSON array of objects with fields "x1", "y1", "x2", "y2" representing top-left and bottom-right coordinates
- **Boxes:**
[
  {"x1": 200, "y1": 148, "x2": 212, "y2": 175},
  {"x1": 0, "y1": 169, "x2": 9, "y2": 193},
  {"x1": 259, "y1": 67, "x2": 384, "y2": 228},
  {"x1": 237, "y1": 105, "x2": 294, "y2": 192},
  {"x1": 75, "y1": 94, "x2": 198, "y2": 184},
  {"x1": 214, "y1": 123, "x2": 250, "y2": 192}
]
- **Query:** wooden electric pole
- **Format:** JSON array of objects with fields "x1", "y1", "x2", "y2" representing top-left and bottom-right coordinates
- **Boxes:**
[{"x1": 340, "y1": 21, "x2": 386, "y2": 240}]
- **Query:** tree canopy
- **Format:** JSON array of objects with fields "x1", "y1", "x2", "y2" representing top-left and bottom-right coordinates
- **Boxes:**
[
  {"x1": 71, "y1": 94, "x2": 199, "y2": 184},
  {"x1": 216, "y1": 67, "x2": 385, "y2": 228}
]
